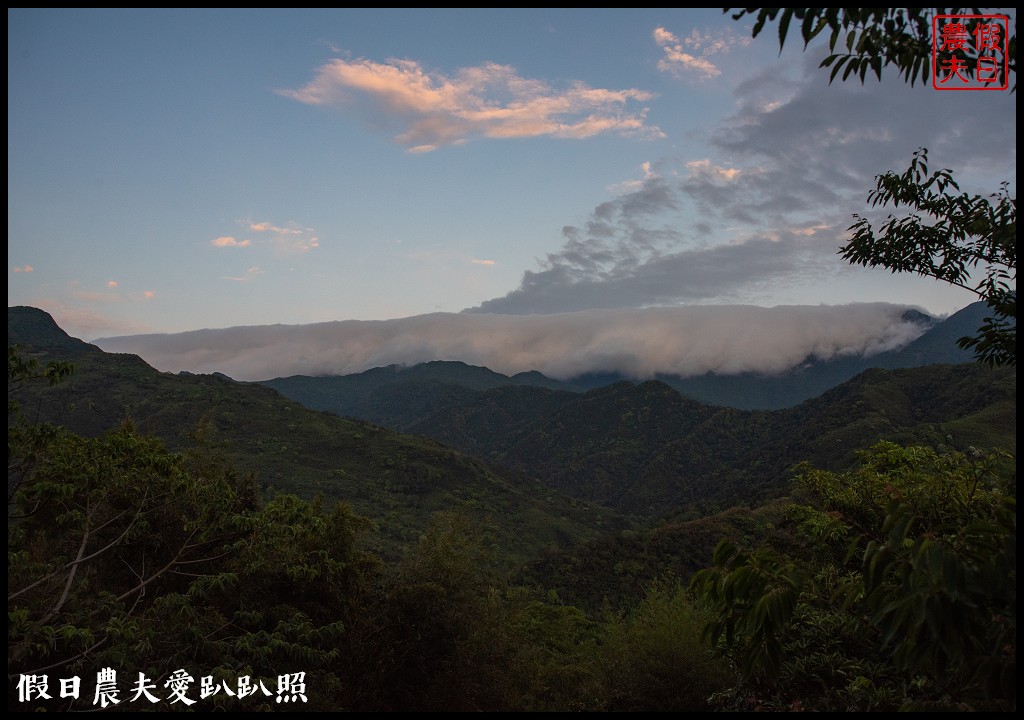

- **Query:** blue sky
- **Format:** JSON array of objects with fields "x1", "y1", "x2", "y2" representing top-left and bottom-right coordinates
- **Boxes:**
[{"x1": 8, "y1": 9, "x2": 1017, "y2": 378}]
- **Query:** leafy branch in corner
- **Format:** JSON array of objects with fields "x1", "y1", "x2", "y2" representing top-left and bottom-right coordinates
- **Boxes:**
[{"x1": 843, "y1": 148, "x2": 1016, "y2": 366}]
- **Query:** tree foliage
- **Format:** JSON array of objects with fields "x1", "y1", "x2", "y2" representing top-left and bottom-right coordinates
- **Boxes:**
[
  {"x1": 9, "y1": 346, "x2": 734, "y2": 712},
  {"x1": 727, "y1": 8, "x2": 1016, "y2": 89},
  {"x1": 7, "y1": 344, "x2": 73, "y2": 417},
  {"x1": 692, "y1": 441, "x2": 1016, "y2": 711},
  {"x1": 727, "y1": 8, "x2": 1017, "y2": 367},
  {"x1": 845, "y1": 147, "x2": 1016, "y2": 366},
  {"x1": 8, "y1": 349, "x2": 374, "y2": 711}
]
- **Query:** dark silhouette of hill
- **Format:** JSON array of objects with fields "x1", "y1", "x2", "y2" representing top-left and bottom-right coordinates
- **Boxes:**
[
  {"x1": 259, "y1": 303, "x2": 998, "y2": 422},
  {"x1": 510, "y1": 356, "x2": 1016, "y2": 610},
  {"x1": 416, "y1": 364, "x2": 1014, "y2": 517},
  {"x1": 9, "y1": 304, "x2": 1014, "y2": 564},
  {"x1": 250, "y1": 301, "x2": 1014, "y2": 519},
  {"x1": 8, "y1": 305, "x2": 103, "y2": 357},
  {"x1": 6, "y1": 307, "x2": 628, "y2": 566},
  {"x1": 261, "y1": 360, "x2": 583, "y2": 430},
  {"x1": 8, "y1": 304, "x2": 1015, "y2": 622}
]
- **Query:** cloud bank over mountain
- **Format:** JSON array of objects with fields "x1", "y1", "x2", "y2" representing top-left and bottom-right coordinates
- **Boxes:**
[{"x1": 94, "y1": 303, "x2": 931, "y2": 382}]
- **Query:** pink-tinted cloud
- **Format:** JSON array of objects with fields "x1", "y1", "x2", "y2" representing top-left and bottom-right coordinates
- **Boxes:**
[
  {"x1": 654, "y1": 26, "x2": 750, "y2": 81},
  {"x1": 212, "y1": 236, "x2": 252, "y2": 248},
  {"x1": 472, "y1": 259, "x2": 496, "y2": 266},
  {"x1": 654, "y1": 27, "x2": 720, "y2": 79},
  {"x1": 107, "y1": 280, "x2": 119, "y2": 288},
  {"x1": 247, "y1": 221, "x2": 319, "y2": 254},
  {"x1": 685, "y1": 158, "x2": 742, "y2": 181},
  {"x1": 248, "y1": 222, "x2": 302, "y2": 235},
  {"x1": 279, "y1": 57, "x2": 661, "y2": 151},
  {"x1": 12, "y1": 265, "x2": 34, "y2": 273}
]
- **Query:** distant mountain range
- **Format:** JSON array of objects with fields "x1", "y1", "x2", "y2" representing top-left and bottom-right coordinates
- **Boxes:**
[
  {"x1": 7, "y1": 303, "x2": 1016, "y2": 603},
  {"x1": 249, "y1": 301, "x2": 1015, "y2": 517},
  {"x1": 261, "y1": 302, "x2": 994, "y2": 419},
  {"x1": 6, "y1": 305, "x2": 629, "y2": 565},
  {"x1": 646, "y1": 302, "x2": 992, "y2": 408}
]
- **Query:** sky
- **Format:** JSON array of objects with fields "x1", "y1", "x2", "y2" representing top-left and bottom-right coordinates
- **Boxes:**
[{"x1": 8, "y1": 9, "x2": 1017, "y2": 380}]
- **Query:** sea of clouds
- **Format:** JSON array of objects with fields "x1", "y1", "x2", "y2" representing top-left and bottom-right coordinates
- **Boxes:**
[{"x1": 94, "y1": 303, "x2": 931, "y2": 382}]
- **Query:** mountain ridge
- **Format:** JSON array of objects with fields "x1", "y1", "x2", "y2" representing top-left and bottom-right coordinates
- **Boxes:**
[
  {"x1": 6, "y1": 305, "x2": 629, "y2": 565},
  {"x1": 7, "y1": 304, "x2": 1015, "y2": 592},
  {"x1": 259, "y1": 302, "x2": 995, "y2": 421}
]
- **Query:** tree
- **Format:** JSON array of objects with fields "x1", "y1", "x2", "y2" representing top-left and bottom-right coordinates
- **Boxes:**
[
  {"x1": 8, "y1": 348, "x2": 376, "y2": 711},
  {"x1": 727, "y1": 8, "x2": 1016, "y2": 89},
  {"x1": 844, "y1": 148, "x2": 1016, "y2": 366},
  {"x1": 692, "y1": 442, "x2": 1016, "y2": 711},
  {"x1": 726, "y1": 8, "x2": 1017, "y2": 366}
]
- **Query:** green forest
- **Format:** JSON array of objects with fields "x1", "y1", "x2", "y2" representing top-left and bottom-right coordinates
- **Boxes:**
[{"x1": 7, "y1": 300, "x2": 1016, "y2": 711}]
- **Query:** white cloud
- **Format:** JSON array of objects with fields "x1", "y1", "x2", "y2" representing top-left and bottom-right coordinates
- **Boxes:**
[
  {"x1": 279, "y1": 56, "x2": 662, "y2": 151},
  {"x1": 469, "y1": 46, "x2": 1015, "y2": 318},
  {"x1": 212, "y1": 236, "x2": 252, "y2": 248},
  {"x1": 247, "y1": 221, "x2": 319, "y2": 254},
  {"x1": 654, "y1": 25, "x2": 752, "y2": 81},
  {"x1": 222, "y1": 266, "x2": 265, "y2": 282},
  {"x1": 95, "y1": 303, "x2": 929, "y2": 382},
  {"x1": 248, "y1": 222, "x2": 303, "y2": 235},
  {"x1": 685, "y1": 158, "x2": 741, "y2": 181}
]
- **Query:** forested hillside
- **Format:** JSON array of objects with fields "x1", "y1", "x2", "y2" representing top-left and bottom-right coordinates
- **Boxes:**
[{"x1": 8, "y1": 305, "x2": 1015, "y2": 711}]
